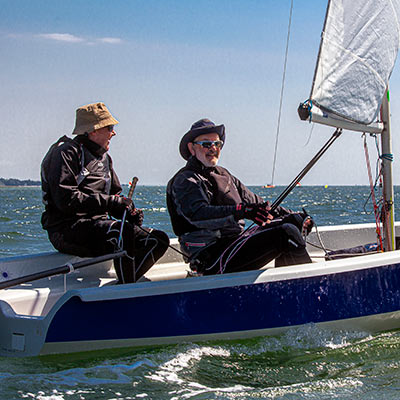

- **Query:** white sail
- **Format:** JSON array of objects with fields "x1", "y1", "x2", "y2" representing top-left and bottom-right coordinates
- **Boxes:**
[{"x1": 311, "y1": 0, "x2": 400, "y2": 126}]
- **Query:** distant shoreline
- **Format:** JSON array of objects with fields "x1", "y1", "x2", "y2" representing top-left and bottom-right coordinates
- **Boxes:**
[
  {"x1": 0, "y1": 185, "x2": 40, "y2": 188},
  {"x1": 0, "y1": 178, "x2": 40, "y2": 187}
]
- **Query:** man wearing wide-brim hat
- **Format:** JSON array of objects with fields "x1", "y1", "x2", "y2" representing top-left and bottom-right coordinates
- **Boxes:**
[
  {"x1": 166, "y1": 118, "x2": 312, "y2": 275},
  {"x1": 41, "y1": 102, "x2": 169, "y2": 283}
]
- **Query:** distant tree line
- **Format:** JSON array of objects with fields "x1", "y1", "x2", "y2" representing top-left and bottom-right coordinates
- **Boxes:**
[{"x1": 0, "y1": 178, "x2": 41, "y2": 186}]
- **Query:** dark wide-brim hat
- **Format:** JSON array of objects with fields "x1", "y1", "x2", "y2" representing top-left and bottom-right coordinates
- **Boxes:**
[{"x1": 179, "y1": 118, "x2": 225, "y2": 160}]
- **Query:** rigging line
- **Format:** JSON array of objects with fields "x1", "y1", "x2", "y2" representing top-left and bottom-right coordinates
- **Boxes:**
[
  {"x1": 135, "y1": 224, "x2": 188, "y2": 258},
  {"x1": 306, "y1": 222, "x2": 333, "y2": 257},
  {"x1": 270, "y1": 0, "x2": 294, "y2": 185},
  {"x1": 363, "y1": 134, "x2": 381, "y2": 214},
  {"x1": 363, "y1": 134, "x2": 384, "y2": 251},
  {"x1": 303, "y1": 122, "x2": 315, "y2": 147}
]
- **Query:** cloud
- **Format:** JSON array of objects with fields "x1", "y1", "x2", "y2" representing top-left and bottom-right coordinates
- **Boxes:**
[
  {"x1": 98, "y1": 37, "x2": 122, "y2": 44},
  {"x1": 35, "y1": 33, "x2": 123, "y2": 45},
  {"x1": 37, "y1": 33, "x2": 84, "y2": 43}
]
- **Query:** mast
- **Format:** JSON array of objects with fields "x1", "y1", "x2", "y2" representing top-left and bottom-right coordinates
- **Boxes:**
[{"x1": 380, "y1": 88, "x2": 395, "y2": 251}]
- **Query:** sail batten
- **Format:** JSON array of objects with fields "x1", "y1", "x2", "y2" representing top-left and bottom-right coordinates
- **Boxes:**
[{"x1": 310, "y1": 0, "x2": 400, "y2": 127}]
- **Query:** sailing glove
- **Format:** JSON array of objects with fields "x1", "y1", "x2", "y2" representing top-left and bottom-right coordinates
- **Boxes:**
[
  {"x1": 108, "y1": 195, "x2": 135, "y2": 219},
  {"x1": 282, "y1": 209, "x2": 314, "y2": 236},
  {"x1": 126, "y1": 208, "x2": 144, "y2": 226},
  {"x1": 235, "y1": 203, "x2": 272, "y2": 226}
]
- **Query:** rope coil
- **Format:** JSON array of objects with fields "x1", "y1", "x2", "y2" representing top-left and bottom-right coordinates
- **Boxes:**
[{"x1": 380, "y1": 153, "x2": 393, "y2": 162}]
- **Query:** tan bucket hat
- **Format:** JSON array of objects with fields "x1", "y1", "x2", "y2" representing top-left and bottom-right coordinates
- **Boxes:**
[{"x1": 72, "y1": 102, "x2": 119, "y2": 135}]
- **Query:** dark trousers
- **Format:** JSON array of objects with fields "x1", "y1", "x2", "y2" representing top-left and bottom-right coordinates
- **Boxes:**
[
  {"x1": 48, "y1": 218, "x2": 169, "y2": 283},
  {"x1": 194, "y1": 223, "x2": 312, "y2": 275}
]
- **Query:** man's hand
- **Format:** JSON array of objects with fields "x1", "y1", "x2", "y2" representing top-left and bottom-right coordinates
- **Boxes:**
[
  {"x1": 109, "y1": 195, "x2": 144, "y2": 226},
  {"x1": 108, "y1": 195, "x2": 135, "y2": 219},
  {"x1": 302, "y1": 214, "x2": 314, "y2": 236},
  {"x1": 126, "y1": 208, "x2": 144, "y2": 226},
  {"x1": 236, "y1": 203, "x2": 273, "y2": 226}
]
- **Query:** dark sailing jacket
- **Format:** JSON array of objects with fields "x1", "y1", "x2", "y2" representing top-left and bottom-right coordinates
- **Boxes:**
[
  {"x1": 41, "y1": 135, "x2": 122, "y2": 231},
  {"x1": 166, "y1": 156, "x2": 263, "y2": 257}
]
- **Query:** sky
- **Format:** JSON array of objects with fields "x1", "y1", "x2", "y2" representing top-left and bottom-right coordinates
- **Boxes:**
[{"x1": 1, "y1": 0, "x2": 400, "y2": 186}]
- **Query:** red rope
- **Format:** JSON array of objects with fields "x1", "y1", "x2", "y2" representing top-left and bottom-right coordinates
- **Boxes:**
[{"x1": 363, "y1": 135, "x2": 384, "y2": 251}]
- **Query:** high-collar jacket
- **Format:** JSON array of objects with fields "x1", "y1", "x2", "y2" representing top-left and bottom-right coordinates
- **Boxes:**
[
  {"x1": 41, "y1": 135, "x2": 122, "y2": 231},
  {"x1": 167, "y1": 156, "x2": 263, "y2": 256}
]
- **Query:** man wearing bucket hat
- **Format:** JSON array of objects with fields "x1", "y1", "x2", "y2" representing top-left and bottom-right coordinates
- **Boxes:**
[
  {"x1": 41, "y1": 102, "x2": 169, "y2": 283},
  {"x1": 166, "y1": 118, "x2": 312, "y2": 275}
]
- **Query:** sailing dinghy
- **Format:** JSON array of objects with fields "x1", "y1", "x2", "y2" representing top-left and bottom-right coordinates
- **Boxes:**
[{"x1": 2, "y1": 0, "x2": 400, "y2": 357}]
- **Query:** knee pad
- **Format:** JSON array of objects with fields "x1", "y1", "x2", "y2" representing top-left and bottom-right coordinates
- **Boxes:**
[
  {"x1": 151, "y1": 230, "x2": 170, "y2": 249},
  {"x1": 280, "y1": 223, "x2": 306, "y2": 250}
]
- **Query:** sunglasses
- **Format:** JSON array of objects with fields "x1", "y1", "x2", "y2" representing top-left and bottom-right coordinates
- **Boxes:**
[
  {"x1": 107, "y1": 125, "x2": 115, "y2": 132},
  {"x1": 192, "y1": 140, "x2": 224, "y2": 149}
]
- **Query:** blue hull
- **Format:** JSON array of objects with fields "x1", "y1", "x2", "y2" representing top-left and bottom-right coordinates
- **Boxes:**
[{"x1": 46, "y1": 262, "x2": 400, "y2": 344}]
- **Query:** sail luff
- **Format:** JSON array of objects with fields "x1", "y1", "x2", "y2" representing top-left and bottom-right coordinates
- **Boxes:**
[{"x1": 309, "y1": 0, "x2": 332, "y2": 99}]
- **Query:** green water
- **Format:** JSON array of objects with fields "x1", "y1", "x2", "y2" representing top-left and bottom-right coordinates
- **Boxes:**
[{"x1": 2, "y1": 327, "x2": 400, "y2": 399}]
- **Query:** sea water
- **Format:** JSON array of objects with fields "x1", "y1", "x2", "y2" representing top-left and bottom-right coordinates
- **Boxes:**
[{"x1": 1, "y1": 185, "x2": 400, "y2": 399}]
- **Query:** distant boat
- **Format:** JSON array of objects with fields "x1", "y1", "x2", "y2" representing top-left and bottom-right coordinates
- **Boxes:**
[{"x1": 264, "y1": 182, "x2": 301, "y2": 188}]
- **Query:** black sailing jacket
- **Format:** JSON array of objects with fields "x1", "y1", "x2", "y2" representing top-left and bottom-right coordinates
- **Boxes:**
[
  {"x1": 41, "y1": 135, "x2": 122, "y2": 231},
  {"x1": 166, "y1": 157, "x2": 263, "y2": 257}
]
